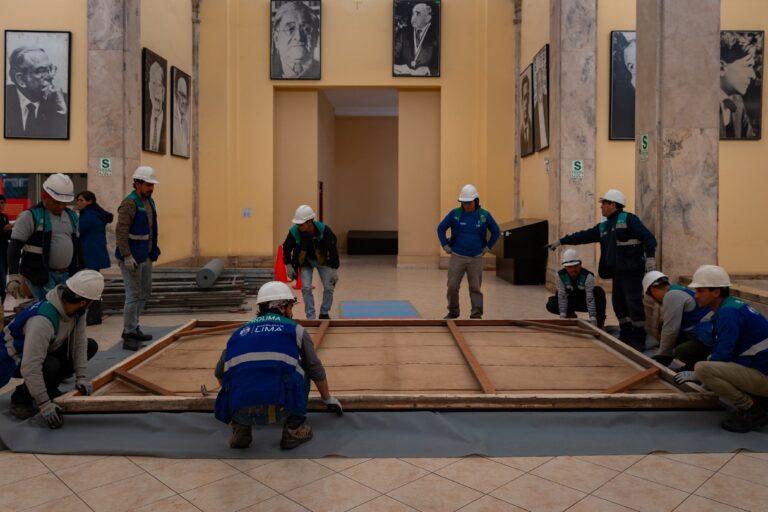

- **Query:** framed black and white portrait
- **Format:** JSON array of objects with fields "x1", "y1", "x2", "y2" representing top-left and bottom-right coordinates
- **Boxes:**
[
  {"x1": 533, "y1": 44, "x2": 549, "y2": 151},
  {"x1": 520, "y1": 64, "x2": 534, "y2": 157},
  {"x1": 4, "y1": 30, "x2": 71, "y2": 140},
  {"x1": 270, "y1": 1, "x2": 321, "y2": 80},
  {"x1": 393, "y1": 0, "x2": 440, "y2": 77},
  {"x1": 171, "y1": 67, "x2": 191, "y2": 158},
  {"x1": 142, "y1": 48, "x2": 167, "y2": 154},
  {"x1": 720, "y1": 31, "x2": 763, "y2": 140},
  {"x1": 609, "y1": 31, "x2": 636, "y2": 140}
]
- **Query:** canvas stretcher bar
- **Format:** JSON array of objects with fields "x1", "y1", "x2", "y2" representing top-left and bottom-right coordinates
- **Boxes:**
[{"x1": 57, "y1": 318, "x2": 719, "y2": 413}]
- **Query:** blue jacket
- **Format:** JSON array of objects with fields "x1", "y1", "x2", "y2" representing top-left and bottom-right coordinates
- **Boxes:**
[
  {"x1": 437, "y1": 206, "x2": 501, "y2": 257},
  {"x1": 0, "y1": 300, "x2": 60, "y2": 389},
  {"x1": 710, "y1": 296, "x2": 768, "y2": 374},
  {"x1": 560, "y1": 210, "x2": 657, "y2": 279},
  {"x1": 214, "y1": 313, "x2": 308, "y2": 424},
  {"x1": 79, "y1": 203, "x2": 113, "y2": 271},
  {"x1": 115, "y1": 191, "x2": 160, "y2": 263}
]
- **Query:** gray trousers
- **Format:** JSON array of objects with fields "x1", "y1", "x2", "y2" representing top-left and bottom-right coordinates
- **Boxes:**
[
  {"x1": 695, "y1": 360, "x2": 768, "y2": 410},
  {"x1": 447, "y1": 253, "x2": 483, "y2": 317},
  {"x1": 121, "y1": 260, "x2": 152, "y2": 334}
]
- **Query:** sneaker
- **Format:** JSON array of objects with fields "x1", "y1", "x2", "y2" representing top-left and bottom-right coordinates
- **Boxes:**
[
  {"x1": 134, "y1": 329, "x2": 153, "y2": 342},
  {"x1": 721, "y1": 402, "x2": 768, "y2": 433},
  {"x1": 281, "y1": 423, "x2": 313, "y2": 450},
  {"x1": 318, "y1": 314, "x2": 330, "y2": 320},
  {"x1": 122, "y1": 337, "x2": 142, "y2": 351},
  {"x1": 443, "y1": 313, "x2": 459, "y2": 320},
  {"x1": 10, "y1": 402, "x2": 36, "y2": 420},
  {"x1": 229, "y1": 422, "x2": 253, "y2": 449}
]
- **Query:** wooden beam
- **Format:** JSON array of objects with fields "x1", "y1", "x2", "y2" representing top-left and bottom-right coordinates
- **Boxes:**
[
  {"x1": 602, "y1": 367, "x2": 660, "y2": 394},
  {"x1": 174, "y1": 322, "x2": 244, "y2": 339},
  {"x1": 114, "y1": 369, "x2": 177, "y2": 396},
  {"x1": 313, "y1": 320, "x2": 331, "y2": 349},
  {"x1": 446, "y1": 320, "x2": 497, "y2": 394}
]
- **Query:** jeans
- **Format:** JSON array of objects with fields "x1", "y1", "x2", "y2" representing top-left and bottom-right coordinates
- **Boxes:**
[
  {"x1": 447, "y1": 253, "x2": 484, "y2": 317},
  {"x1": 28, "y1": 271, "x2": 69, "y2": 301},
  {"x1": 301, "y1": 260, "x2": 335, "y2": 319},
  {"x1": 121, "y1": 260, "x2": 152, "y2": 334}
]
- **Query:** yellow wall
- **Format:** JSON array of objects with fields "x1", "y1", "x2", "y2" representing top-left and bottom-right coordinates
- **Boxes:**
[
  {"x1": 140, "y1": 0, "x2": 193, "y2": 264},
  {"x1": 719, "y1": 0, "x2": 768, "y2": 273},
  {"x1": 0, "y1": 0, "x2": 87, "y2": 172},
  {"x1": 332, "y1": 116, "x2": 398, "y2": 251},
  {"x1": 198, "y1": 0, "x2": 517, "y2": 261},
  {"x1": 519, "y1": 0, "x2": 550, "y2": 220}
]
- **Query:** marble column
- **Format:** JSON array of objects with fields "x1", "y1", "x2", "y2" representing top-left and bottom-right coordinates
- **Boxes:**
[
  {"x1": 513, "y1": 0, "x2": 522, "y2": 219},
  {"x1": 87, "y1": 0, "x2": 141, "y2": 254},
  {"x1": 548, "y1": 0, "x2": 598, "y2": 280},
  {"x1": 635, "y1": 0, "x2": 719, "y2": 279}
]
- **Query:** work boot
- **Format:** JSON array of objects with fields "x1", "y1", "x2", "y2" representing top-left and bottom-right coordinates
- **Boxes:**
[
  {"x1": 122, "y1": 335, "x2": 142, "y2": 351},
  {"x1": 721, "y1": 402, "x2": 768, "y2": 433},
  {"x1": 229, "y1": 422, "x2": 253, "y2": 449},
  {"x1": 9, "y1": 402, "x2": 36, "y2": 420},
  {"x1": 470, "y1": 313, "x2": 482, "y2": 319},
  {"x1": 134, "y1": 328, "x2": 153, "y2": 342},
  {"x1": 281, "y1": 423, "x2": 313, "y2": 450},
  {"x1": 318, "y1": 313, "x2": 330, "y2": 320},
  {"x1": 443, "y1": 313, "x2": 459, "y2": 320}
]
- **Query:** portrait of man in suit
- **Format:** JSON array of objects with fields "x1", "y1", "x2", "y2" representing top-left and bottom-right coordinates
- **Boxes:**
[
  {"x1": 171, "y1": 67, "x2": 190, "y2": 158},
  {"x1": 4, "y1": 31, "x2": 70, "y2": 140},
  {"x1": 393, "y1": 0, "x2": 440, "y2": 77},
  {"x1": 520, "y1": 65, "x2": 534, "y2": 157},
  {"x1": 720, "y1": 31, "x2": 763, "y2": 140},
  {"x1": 142, "y1": 48, "x2": 167, "y2": 153},
  {"x1": 270, "y1": 1, "x2": 321, "y2": 80}
]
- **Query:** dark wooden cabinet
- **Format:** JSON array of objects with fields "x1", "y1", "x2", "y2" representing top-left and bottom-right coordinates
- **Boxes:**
[{"x1": 495, "y1": 218, "x2": 548, "y2": 285}]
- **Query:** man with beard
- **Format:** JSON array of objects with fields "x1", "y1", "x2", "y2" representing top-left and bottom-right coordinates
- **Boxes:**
[
  {"x1": 271, "y1": 2, "x2": 320, "y2": 79},
  {"x1": 720, "y1": 33, "x2": 760, "y2": 139},
  {"x1": 4, "y1": 46, "x2": 68, "y2": 138},
  {"x1": 115, "y1": 166, "x2": 161, "y2": 350}
]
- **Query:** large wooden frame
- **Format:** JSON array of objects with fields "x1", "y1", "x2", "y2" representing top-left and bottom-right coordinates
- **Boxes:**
[{"x1": 58, "y1": 319, "x2": 717, "y2": 413}]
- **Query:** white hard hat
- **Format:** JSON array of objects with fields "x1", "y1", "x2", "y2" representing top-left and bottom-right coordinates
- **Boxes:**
[
  {"x1": 561, "y1": 249, "x2": 581, "y2": 267},
  {"x1": 65, "y1": 270, "x2": 105, "y2": 301},
  {"x1": 689, "y1": 265, "x2": 731, "y2": 288},
  {"x1": 292, "y1": 205, "x2": 316, "y2": 224},
  {"x1": 458, "y1": 184, "x2": 479, "y2": 202},
  {"x1": 42, "y1": 173, "x2": 74, "y2": 203},
  {"x1": 642, "y1": 270, "x2": 668, "y2": 293},
  {"x1": 256, "y1": 281, "x2": 296, "y2": 305},
  {"x1": 599, "y1": 189, "x2": 626, "y2": 206},
  {"x1": 132, "y1": 166, "x2": 159, "y2": 184}
]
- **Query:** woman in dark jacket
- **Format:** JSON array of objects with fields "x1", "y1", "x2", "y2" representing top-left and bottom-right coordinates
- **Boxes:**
[{"x1": 76, "y1": 190, "x2": 114, "y2": 324}]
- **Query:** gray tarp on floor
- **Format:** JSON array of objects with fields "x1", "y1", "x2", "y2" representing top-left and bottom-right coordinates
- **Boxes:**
[{"x1": 1, "y1": 325, "x2": 767, "y2": 458}]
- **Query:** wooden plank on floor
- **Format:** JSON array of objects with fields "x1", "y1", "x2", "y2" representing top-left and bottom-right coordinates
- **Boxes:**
[
  {"x1": 602, "y1": 367, "x2": 661, "y2": 394},
  {"x1": 446, "y1": 320, "x2": 496, "y2": 394},
  {"x1": 313, "y1": 320, "x2": 331, "y2": 349},
  {"x1": 115, "y1": 369, "x2": 177, "y2": 396}
]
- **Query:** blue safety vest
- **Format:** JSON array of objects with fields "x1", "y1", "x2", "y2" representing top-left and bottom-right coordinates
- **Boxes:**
[
  {"x1": 668, "y1": 285, "x2": 714, "y2": 345},
  {"x1": 115, "y1": 191, "x2": 159, "y2": 263},
  {"x1": 0, "y1": 301, "x2": 60, "y2": 389},
  {"x1": 711, "y1": 296, "x2": 768, "y2": 374},
  {"x1": 214, "y1": 313, "x2": 307, "y2": 424}
]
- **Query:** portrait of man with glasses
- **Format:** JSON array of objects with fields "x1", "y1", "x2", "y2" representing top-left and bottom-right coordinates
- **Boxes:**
[
  {"x1": 4, "y1": 31, "x2": 71, "y2": 140},
  {"x1": 270, "y1": 1, "x2": 321, "y2": 80}
]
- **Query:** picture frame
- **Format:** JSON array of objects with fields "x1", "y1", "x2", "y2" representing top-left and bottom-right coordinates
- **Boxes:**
[
  {"x1": 4, "y1": 30, "x2": 72, "y2": 140},
  {"x1": 609, "y1": 30, "x2": 636, "y2": 140},
  {"x1": 170, "y1": 66, "x2": 191, "y2": 158},
  {"x1": 720, "y1": 30, "x2": 764, "y2": 140},
  {"x1": 393, "y1": 0, "x2": 441, "y2": 77},
  {"x1": 142, "y1": 47, "x2": 168, "y2": 154},
  {"x1": 533, "y1": 44, "x2": 549, "y2": 151},
  {"x1": 270, "y1": 0, "x2": 322, "y2": 80},
  {"x1": 520, "y1": 64, "x2": 535, "y2": 157}
]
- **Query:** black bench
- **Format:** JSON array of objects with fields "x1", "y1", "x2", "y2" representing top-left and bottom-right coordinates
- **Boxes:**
[{"x1": 347, "y1": 230, "x2": 398, "y2": 255}]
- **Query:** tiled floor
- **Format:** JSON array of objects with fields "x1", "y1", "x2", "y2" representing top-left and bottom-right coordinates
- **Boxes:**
[
  {"x1": 2, "y1": 451, "x2": 768, "y2": 511},
  {"x1": 0, "y1": 256, "x2": 760, "y2": 511}
]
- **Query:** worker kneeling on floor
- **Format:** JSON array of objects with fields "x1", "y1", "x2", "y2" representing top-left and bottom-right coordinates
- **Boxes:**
[
  {"x1": 214, "y1": 281, "x2": 342, "y2": 450},
  {"x1": 0, "y1": 270, "x2": 103, "y2": 428},
  {"x1": 545, "y1": 249, "x2": 606, "y2": 328},
  {"x1": 674, "y1": 265, "x2": 768, "y2": 433}
]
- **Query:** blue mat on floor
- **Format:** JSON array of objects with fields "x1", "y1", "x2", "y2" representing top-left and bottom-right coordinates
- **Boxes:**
[{"x1": 339, "y1": 300, "x2": 420, "y2": 319}]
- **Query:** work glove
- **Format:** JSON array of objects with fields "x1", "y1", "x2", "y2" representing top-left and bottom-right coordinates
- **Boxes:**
[
  {"x1": 75, "y1": 378, "x2": 93, "y2": 396},
  {"x1": 443, "y1": 245, "x2": 452, "y2": 254},
  {"x1": 7, "y1": 275, "x2": 25, "y2": 299},
  {"x1": 323, "y1": 396, "x2": 343, "y2": 416},
  {"x1": 545, "y1": 240, "x2": 562, "y2": 251},
  {"x1": 39, "y1": 401, "x2": 64, "y2": 429},
  {"x1": 123, "y1": 255, "x2": 139, "y2": 272},
  {"x1": 645, "y1": 257, "x2": 657, "y2": 272},
  {"x1": 651, "y1": 354, "x2": 674, "y2": 367},
  {"x1": 673, "y1": 370, "x2": 700, "y2": 386},
  {"x1": 329, "y1": 269, "x2": 339, "y2": 286},
  {"x1": 588, "y1": 317, "x2": 598, "y2": 326},
  {"x1": 286, "y1": 266, "x2": 296, "y2": 281}
]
